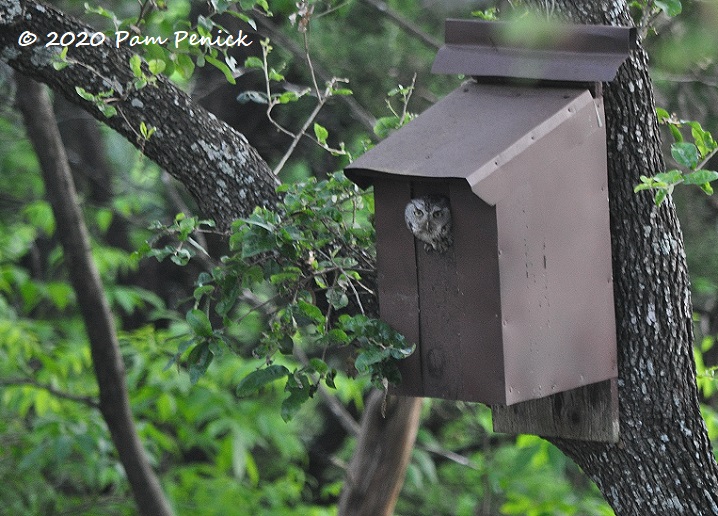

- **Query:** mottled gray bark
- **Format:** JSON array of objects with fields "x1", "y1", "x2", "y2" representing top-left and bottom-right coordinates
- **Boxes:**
[
  {"x1": 0, "y1": 0, "x2": 278, "y2": 230},
  {"x1": 16, "y1": 74, "x2": 175, "y2": 516},
  {"x1": 525, "y1": 1, "x2": 718, "y2": 513}
]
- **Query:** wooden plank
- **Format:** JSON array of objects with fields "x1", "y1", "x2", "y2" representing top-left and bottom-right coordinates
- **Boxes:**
[
  {"x1": 491, "y1": 379, "x2": 619, "y2": 442},
  {"x1": 413, "y1": 181, "x2": 461, "y2": 400},
  {"x1": 374, "y1": 179, "x2": 424, "y2": 396}
]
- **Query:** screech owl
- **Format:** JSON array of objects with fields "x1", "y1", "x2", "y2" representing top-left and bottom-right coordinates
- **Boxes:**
[{"x1": 404, "y1": 195, "x2": 453, "y2": 253}]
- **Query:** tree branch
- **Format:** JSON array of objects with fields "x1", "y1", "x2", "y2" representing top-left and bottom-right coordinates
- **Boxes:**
[
  {"x1": 254, "y1": 15, "x2": 378, "y2": 134},
  {"x1": 0, "y1": 378, "x2": 100, "y2": 409},
  {"x1": 15, "y1": 73, "x2": 174, "y2": 516},
  {"x1": 0, "y1": 0, "x2": 279, "y2": 230},
  {"x1": 360, "y1": 0, "x2": 441, "y2": 50}
]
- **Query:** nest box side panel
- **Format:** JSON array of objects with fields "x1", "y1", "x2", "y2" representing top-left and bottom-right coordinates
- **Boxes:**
[
  {"x1": 449, "y1": 181, "x2": 505, "y2": 404},
  {"x1": 495, "y1": 96, "x2": 617, "y2": 405},
  {"x1": 407, "y1": 181, "x2": 506, "y2": 404},
  {"x1": 411, "y1": 181, "x2": 462, "y2": 400},
  {"x1": 373, "y1": 179, "x2": 424, "y2": 397}
]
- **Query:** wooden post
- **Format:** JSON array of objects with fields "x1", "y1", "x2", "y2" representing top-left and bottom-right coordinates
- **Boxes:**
[{"x1": 491, "y1": 379, "x2": 619, "y2": 442}]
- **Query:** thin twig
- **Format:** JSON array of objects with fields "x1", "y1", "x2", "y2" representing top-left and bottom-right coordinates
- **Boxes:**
[
  {"x1": 273, "y1": 97, "x2": 326, "y2": 175},
  {"x1": 360, "y1": 0, "x2": 441, "y2": 50},
  {"x1": 420, "y1": 442, "x2": 480, "y2": 470},
  {"x1": 0, "y1": 378, "x2": 100, "y2": 409},
  {"x1": 254, "y1": 16, "x2": 377, "y2": 133},
  {"x1": 303, "y1": 32, "x2": 322, "y2": 99},
  {"x1": 293, "y1": 345, "x2": 361, "y2": 436}
]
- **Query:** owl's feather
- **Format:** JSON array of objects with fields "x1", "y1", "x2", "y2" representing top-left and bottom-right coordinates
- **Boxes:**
[{"x1": 404, "y1": 195, "x2": 453, "y2": 253}]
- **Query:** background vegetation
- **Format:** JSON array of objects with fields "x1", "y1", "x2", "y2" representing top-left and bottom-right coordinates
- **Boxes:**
[{"x1": 2, "y1": 0, "x2": 718, "y2": 514}]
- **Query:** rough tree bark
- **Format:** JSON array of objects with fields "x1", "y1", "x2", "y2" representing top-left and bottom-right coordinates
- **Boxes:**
[
  {"x1": 0, "y1": 0, "x2": 278, "y2": 230},
  {"x1": 15, "y1": 74, "x2": 175, "y2": 516},
  {"x1": 520, "y1": 1, "x2": 718, "y2": 512}
]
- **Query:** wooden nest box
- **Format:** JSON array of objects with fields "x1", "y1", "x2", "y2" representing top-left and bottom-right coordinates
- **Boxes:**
[{"x1": 345, "y1": 19, "x2": 637, "y2": 441}]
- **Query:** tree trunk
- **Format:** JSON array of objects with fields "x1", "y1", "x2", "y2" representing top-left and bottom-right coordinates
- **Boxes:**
[
  {"x1": 15, "y1": 74, "x2": 175, "y2": 516},
  {"x1": 524, "y1": 1, "x2": 718, "y2": 513},
  {"x1": 338, "y1": 392, "x2": 422, "y2": 516}
]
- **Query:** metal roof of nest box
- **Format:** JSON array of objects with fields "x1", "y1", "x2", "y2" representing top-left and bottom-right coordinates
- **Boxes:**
[{"x1": 344, "y1": 19, "x2": 636, "y2": 407}]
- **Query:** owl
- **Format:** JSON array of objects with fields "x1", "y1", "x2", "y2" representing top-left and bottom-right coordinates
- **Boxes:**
[{"x1": 404, "y1": 195, "x2": 453, "y2": 253}]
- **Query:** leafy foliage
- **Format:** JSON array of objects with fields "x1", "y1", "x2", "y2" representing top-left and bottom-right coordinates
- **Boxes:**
[
  {"x1": 635, "y1": 108, "x2": 718, "y2": 204},
  {"x1": 143, "y1": 173, "x2": 414, "y2": 421}
]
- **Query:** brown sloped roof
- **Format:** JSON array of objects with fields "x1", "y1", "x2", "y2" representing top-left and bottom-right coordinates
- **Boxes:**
[{"x1": 345, "y1": 81, "x2": 599, "y2": 205}]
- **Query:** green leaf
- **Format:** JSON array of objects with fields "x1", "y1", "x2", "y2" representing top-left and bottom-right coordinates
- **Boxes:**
[
  {"x1": 655, "y1": 0, "x2": 682, "y2": 16},
  {"x1": 84, "y1": 2, "x2": 117, "y2": 20},
  {"x1": 239, "y1": 216, "x2": 275, "y2": 232},
  {"x1": 98, "y1": 104, "x2": 117, "y2": 118},
  {"x1": 326, "y1": 328, "x2": 350, "y2": 345},
  {"x1": 129, "y1": 54, "x2": 143, "y2": 78},
  {"x1": 75, "y1": 86, "x2": 95, "y2": 102},
  {"x1": 326, "y1": 288, "x2": 349, "y2": 309},
  {"x1": 186, "y1": 309, "x2": 213, "y2": 337},
  {"x1": 688, "y1": 121, "x2": 717, "y2": 158},
  {"x1": 52, "y1": 47, "x2": 69, "y2": 71},
  {"x1": 297, "y1": 300, "x2": 325, "y2": 324},
  {"x1": 193, "y1": 284, "x2": 214, "y2": 301},
  {"x1": 275, "y1": 91, "x2": 297, "y2": 104},
  {"x1": 208, "y1": 338, "x2": 225, "y2": 357},
  {"x1": 669, "y1": 124, "x2": 683, "y2": 142},
  {"x1": 373, "y1": 116, "x2": 400, "y2": 139},
  {"x1": 188, "y1": 342, "x2": 213, "y2": 384},
  {"x1": 654, "y1": 169, "x2": 683, "y2": 184},
  {"x1": 654, "y1": 189, "x2": 668, "y2": 205},
  {"x1": 148, "y1": 59, "x2": 166, "y2": 75},
  {"x1": 175, "y1": 53, "x2": 195, "y2": 79},
  {"x1": 23, "y1": 200, "x2": 55, "y2": 235},
  {"x1": 95, "y1": 208, "x2": 113, "y2": 232},
  {"x1": 355, "y1": 347, "x2": 390, "y2": 373},
  {"x1": 314, "y1": 123, "x2": 329, "y2": 145},
  {"x1": 268, "y1": 68, "x2": 285, "y2": 82},
  {"x1": 244, "y1": 56, "x2": 264, "y2": 69},
  {"x1": 281, "y1": 380, "x2": 312, "y2": 422},
  {"x1": 671, "y1": 142, "x2": 699, "y2": 169},
  {"x1": 682, "y1": 170, "x2": 718, "y2": 186},
  {"x1": 240, "y1": 233, "x2": 275, "y2": 259},
  {"x1": 170, "y1": 247, "x2": 192, "y2": 265},
  {"x1": 47, "y1": 282, "x2": 74, "y2": 310},
  {"x1": 309, "y1": 358, "x2": 329, "y2": 374},
  {"x1": 389, "y1": 344, "x2": 415, "y2": 360},
  {"x1": 655, "y1": 107, "x2": 671, "y2": 123},
  {"x1": 325, "y1": 369, "x2": 337, "y2": 389},
  {"x1": 205, "y1": 54, "x2": 236, "y2": 85},
  {"x1": 236, "y1": 364, "x2": 290, "y2": 396},
  {"x1": 278, "y1": 335, "x2": 294, "y2": 354}
]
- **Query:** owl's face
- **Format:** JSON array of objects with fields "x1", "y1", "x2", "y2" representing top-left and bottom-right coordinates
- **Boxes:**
[{"x1": 404, "y1": 195, "x2": 453, "y2": 253}]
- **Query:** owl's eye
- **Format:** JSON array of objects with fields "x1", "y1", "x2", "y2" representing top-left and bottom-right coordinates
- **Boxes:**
[
  {"x1": 414, "y1": 208, "x2": 423, "y2": 217},
  {"x1": 432, "y1": 210, "x2": 443, "y2": 218}
]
